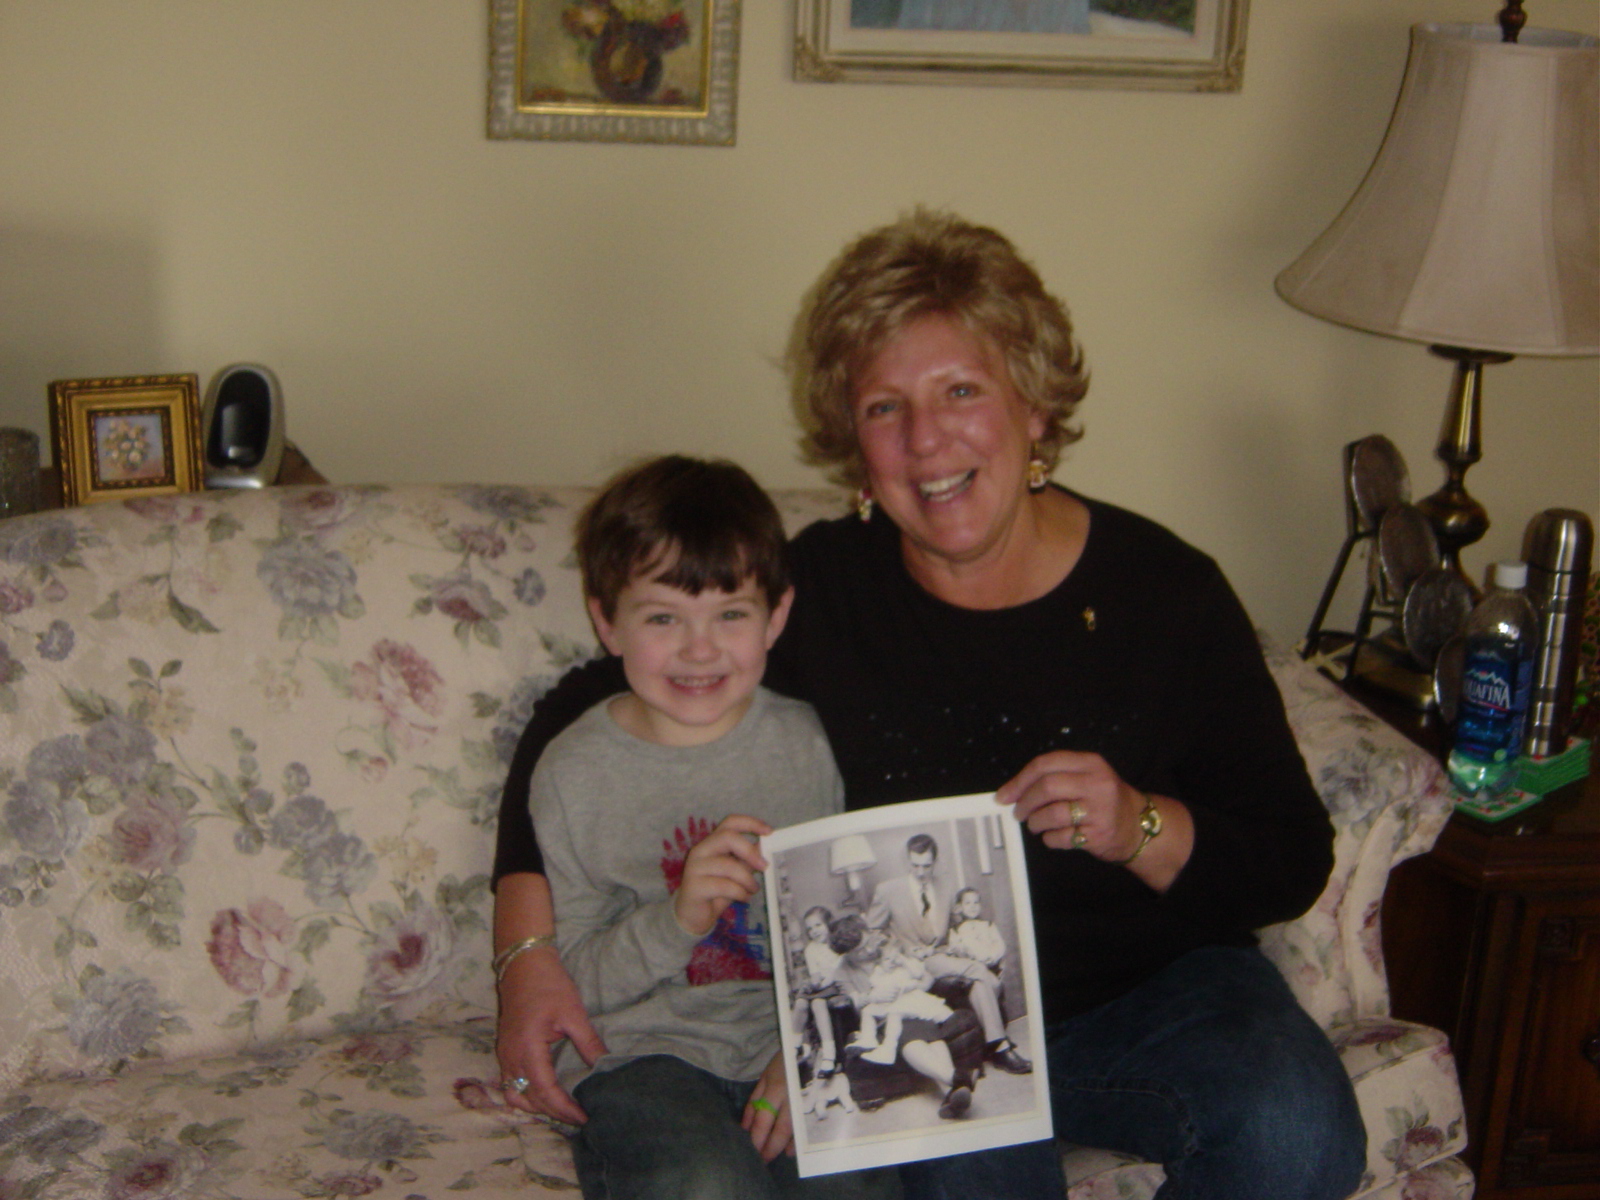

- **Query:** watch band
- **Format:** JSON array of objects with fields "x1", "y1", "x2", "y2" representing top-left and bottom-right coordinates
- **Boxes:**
[{"x1": 1113, "y1": 792, "x2": 1163, "y2": 865}]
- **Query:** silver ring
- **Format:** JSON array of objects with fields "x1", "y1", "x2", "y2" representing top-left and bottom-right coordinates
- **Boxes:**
[
  {"x1": 1071, "y1": 829, "x2": 1087, "y2": 850},
  {"x1": 1067, "y1": 801, "x2": 1086, "y2": 826},
  {"x1": 503, "y1": 1076, "x2": 530, "y2": 1093}
]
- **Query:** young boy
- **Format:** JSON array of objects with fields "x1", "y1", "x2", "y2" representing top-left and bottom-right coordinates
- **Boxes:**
[{"x1": 528, "y1": 455, "x2": 897, "y2": 1200}]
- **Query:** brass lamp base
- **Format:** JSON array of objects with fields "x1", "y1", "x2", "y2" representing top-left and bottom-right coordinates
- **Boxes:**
[{"x1": 1416, "y1": 345, "x2": 1512, "y2": 586}]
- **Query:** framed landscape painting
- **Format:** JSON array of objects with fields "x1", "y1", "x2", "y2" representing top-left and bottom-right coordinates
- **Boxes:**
[
  {"x1": 488, "y1": 0, "x2": 741, "y2": 145},
  {"x1": 795, "y1": 0, "x2": 1249, "y2": 91}
]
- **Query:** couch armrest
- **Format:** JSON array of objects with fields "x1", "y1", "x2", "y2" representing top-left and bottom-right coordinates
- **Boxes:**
[{"x1": 1256, "y1": 635, "x2": 1454, "y2": 1027}]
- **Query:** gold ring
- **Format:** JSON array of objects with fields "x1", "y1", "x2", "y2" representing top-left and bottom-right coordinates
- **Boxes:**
[
  {"x1": 1071, "y1": 829, "x2": 1088, "y2": 850},
  {"x1": 1068, "y1": 801, "x2": 1086, "y2": 826},
  {"x1": 751, "y1": 1096, "x2": 779, "y2": 1115}
]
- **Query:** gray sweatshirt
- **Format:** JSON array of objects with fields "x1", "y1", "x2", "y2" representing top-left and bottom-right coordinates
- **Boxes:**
[{"x1": 529, "y1": 686, "x2": 843, "y2": 1090}]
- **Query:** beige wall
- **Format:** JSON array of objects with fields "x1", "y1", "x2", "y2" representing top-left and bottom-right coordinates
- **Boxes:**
[{"x1": 1, "y1": 1, "x2": 1595, "y2": 642}]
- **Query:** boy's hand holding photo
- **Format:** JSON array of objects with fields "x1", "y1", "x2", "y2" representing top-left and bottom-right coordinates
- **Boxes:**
[
  {"x1": 672, "y1": 813, "x2": 772, "y2": 937},
  {"x1": 740, "y1": 1050, "x2": 794, "y2": 1164}
]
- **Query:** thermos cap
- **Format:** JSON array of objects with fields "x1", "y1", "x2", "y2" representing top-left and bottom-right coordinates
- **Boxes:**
[{"x1": 1522, "y1": 508, "x2": 1593, "y2": 575}]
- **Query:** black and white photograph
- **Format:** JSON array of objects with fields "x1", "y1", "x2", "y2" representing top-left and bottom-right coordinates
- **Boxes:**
[{"x1": 762, "y1": 792, "x2": 1051, "y2": 1178}]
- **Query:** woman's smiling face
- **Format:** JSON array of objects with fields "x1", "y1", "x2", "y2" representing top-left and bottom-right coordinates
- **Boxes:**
[{"x1": 853, "y1": 314, "x2": 1044, "y2": 577}]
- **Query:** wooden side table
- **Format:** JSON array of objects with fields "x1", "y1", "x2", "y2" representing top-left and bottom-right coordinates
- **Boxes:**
[{"x1": 1355, "y1": 680, "x2": 1600, "y2": 1199}]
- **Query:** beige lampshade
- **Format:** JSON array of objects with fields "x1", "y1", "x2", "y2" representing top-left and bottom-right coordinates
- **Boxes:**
[
  {"x1": 829, "y1": 834, "x2": 877, "y2": 878},
  {"x1": 1277, "y1": 23, "x2": 1599, "y2": 357}
]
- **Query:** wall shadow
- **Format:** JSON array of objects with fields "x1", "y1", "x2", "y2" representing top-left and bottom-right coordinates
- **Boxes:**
[{"x1": 0, "y1": 227, "x2": 165, "y2": 460}]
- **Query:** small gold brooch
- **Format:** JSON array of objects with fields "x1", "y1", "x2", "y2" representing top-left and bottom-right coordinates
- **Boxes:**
[{"x1": 1082, "y1": 606, "x2": 1096, "y2": 631}]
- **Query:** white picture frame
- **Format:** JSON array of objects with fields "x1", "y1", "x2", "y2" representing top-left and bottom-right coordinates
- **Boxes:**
[{"x1": 762, "y1": 793, "x2": 1052, "y2": 1178}]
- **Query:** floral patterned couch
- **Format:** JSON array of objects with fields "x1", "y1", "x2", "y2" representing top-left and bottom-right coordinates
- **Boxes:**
[{"x1": 0, "y1": 483, "x2": 1471, "y2": 1199}]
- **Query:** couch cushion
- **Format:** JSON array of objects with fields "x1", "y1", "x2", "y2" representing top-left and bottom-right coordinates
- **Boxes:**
[
  {"x1": 0, "y1": 486, "x2": 603, "y2": 1088},
  {"x1": 1351, "y1": 1156, "x2": 1475, "y2": 1200},
  {"x1": 1059, "y1": 1153, "x2": 1474, "y2": 1200},
  {"x1": 0, "y1": 1020, "x2": 580, "y2": 1197},
  {"x1": 1332, "y1": 1018, "x2": 1468, "y2": 1196}
]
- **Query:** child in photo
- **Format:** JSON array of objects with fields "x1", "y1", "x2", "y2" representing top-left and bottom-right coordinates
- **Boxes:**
[
  {"x1": 801, "y1": 905, "x2": 843, "y2": 991},
  {"x1": 528, "y1": 455, "x2": 898, "y2": 1200},
  {"x1": 945, "y1": 886, "x2": 1006, "y2": 974},
  {"x1": 830, "y1": 916, "x2": 974, "y2": 1121},
  {"x1": 845, "y1": 940, "x2": 953, "y2": 1066},
  {"x1": 792, "y1": 904, "x2": 844, "y2": 1080},
  {"x1": 793, "y1": 907, "x2": 858, "y2": 1123}
]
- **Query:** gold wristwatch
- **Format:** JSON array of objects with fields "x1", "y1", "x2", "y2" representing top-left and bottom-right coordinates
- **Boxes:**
[{"x1": 1114, "y1": 793, "x2": 1162, "y2": 865}]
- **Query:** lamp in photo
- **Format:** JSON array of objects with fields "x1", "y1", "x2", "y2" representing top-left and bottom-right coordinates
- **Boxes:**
[
  {"x1": 828, "y1": 834, "x2": 877, "y2": 912},
  {"x1": 1277, "y1": 9, "x2": 1598, "y2": 588}
]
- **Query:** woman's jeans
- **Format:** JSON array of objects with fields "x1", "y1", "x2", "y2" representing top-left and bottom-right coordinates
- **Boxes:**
[
  {"x1": 572, "y1": 1055, "x2": 902, "y2": 1200},
  {"x1": 900, "y1": 945, "x2": 1367, "y2": 1200}
]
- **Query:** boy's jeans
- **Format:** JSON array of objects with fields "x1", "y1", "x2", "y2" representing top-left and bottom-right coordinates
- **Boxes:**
[{"x1": 572, "y1": 1055, "x2": 902, "y2": 1200}]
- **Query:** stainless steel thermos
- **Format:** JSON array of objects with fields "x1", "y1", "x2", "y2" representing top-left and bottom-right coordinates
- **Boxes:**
[{"x1": 1521, "y1": 508, "x2": 1593, "y2": 757}]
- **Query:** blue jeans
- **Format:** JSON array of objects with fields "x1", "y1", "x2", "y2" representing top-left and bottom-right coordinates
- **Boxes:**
[
  {"x1": 900, "y1": 946, "x2": 1366, "y2": 1200},
  {"x1": 573, "y1": 1055, "x2": 903, "y2": 1200}
]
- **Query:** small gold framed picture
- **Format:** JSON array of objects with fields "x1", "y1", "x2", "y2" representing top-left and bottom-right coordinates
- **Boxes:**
[
  {"x1": 487, "y1": 0, "x2": 740, "y2": 145},
  {"x1": 48, "y1": 375, "x2": 205, "y2": 506}
]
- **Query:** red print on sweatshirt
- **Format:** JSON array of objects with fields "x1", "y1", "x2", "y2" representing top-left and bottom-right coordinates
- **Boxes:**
[{"x1": 661, "y1": 817, "x2": 771, "y2": 985}]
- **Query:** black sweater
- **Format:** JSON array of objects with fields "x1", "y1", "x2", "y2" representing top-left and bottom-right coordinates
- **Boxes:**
[{"x1": 493, "y1": 493, "x2": 1333, "y2": 1024}]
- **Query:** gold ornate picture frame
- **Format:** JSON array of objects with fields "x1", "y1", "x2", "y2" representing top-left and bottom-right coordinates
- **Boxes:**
[
  {"x1": 48, "y1": 375, "x2": 205, "y2": 506},
  {"x1": 795, "y1": 0, "x2": 1248, "y2": 92},
  {"x1": 488, "y1": 0, "x2": 740, "y2": 145}
]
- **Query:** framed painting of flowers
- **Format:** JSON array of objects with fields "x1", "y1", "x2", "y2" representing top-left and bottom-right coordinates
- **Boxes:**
[
  {"x1": 48, "y1": 374, "x2": 205, "y2": 506},
  {"x1": 488, "y1": 0, "x2": 740, "y2": 145}
]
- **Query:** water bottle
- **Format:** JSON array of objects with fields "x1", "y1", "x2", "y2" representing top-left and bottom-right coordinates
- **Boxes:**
[{"x1": 1447, "y1": 562, "x2": 1539, "y2": 799}]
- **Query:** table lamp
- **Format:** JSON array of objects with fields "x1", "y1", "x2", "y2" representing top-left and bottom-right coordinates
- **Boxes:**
[
  {"x1": 1276, "y1": 9, "x2": 1598, "y2": 584},
  {"x1": 829, "y1": 834, "x2": 878, "y2": 909}
]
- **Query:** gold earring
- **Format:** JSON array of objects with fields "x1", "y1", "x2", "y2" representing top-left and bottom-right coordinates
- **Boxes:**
[
  {"x1": 1027, "y1": 454, "x2": 1049, "y2": 492},
  {"x1": 856, "y1": 488, "x2": 874, "y2": 522}
]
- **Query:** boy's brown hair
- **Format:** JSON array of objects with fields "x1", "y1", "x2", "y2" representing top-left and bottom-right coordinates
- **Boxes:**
[{"x1": 576, "y1": 455, "x2": 790, "y2": 620}]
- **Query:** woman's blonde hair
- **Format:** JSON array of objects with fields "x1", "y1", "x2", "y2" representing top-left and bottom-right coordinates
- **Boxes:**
[{"x1": 788, "y1": 209, "x2": 1088, "y2": 489}]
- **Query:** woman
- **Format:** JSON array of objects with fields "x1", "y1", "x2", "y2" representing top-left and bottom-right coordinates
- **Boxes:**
[{"x1": 493, "y1": 211, "x2": 1365, "y2": 1198}]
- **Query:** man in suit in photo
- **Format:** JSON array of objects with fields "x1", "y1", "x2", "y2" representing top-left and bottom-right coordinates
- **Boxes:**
[{"x1": 866, "y1": 833, "x2": 1031, "y2": 1074}]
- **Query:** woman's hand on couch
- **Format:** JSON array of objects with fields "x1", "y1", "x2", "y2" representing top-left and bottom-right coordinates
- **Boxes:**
[{"x1": 494, "y1": 873, "x2": 607, "y2": 1124}]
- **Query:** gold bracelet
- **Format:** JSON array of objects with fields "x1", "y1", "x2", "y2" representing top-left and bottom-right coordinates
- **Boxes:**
[
  {"x1": 493, "y1": 934, "x2": 556, "y2": 983},
  {"x1": 1112, "y1": 793, "x2": 1163, "y2": 866}
]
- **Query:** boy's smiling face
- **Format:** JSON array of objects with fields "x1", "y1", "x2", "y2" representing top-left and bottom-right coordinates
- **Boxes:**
[{"x1": 588, "y1": 565, "x2": 793, "y2": 747}]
